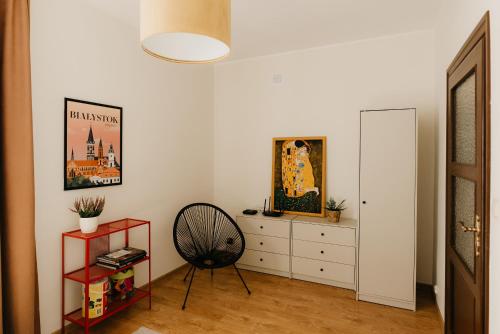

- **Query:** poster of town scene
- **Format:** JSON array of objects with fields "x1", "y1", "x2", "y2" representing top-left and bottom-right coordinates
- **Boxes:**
[{"x1": 64, "y1": 98, "x2": 122, "y2": 190}]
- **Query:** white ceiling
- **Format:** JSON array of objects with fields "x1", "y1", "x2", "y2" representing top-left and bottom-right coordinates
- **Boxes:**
[{"x1": 87, "y1": 0, "x2": 440, "y2": 61}]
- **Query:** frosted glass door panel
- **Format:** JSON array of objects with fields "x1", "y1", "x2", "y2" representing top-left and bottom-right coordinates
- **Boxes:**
[
  {"x1": 453, "y1": 73, "x2": 476, "y2": 165},
  {"x1": 452, "y1": 176, "x2": 476, "y2": 273}
]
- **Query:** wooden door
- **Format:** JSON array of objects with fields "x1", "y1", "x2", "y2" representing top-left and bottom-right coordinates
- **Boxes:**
[
  {"x1": 358, "y1": 108, "x2": 416, "y2": 310},
  {"x1": 445, "y1": 13, "x2": 490, "y2": 334}
]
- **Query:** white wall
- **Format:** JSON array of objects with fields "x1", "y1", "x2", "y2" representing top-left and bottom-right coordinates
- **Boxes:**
[
  {"x1": 213, "y1": 31, "x2": 437, "y2": 285},
  {"x1": 35, "y1": 0, "x2": 500, "y2": 331},
  {"x1": 434, "y1": 1, "x2": 500, "y2": 331},
  {"x1": 30, "y1": 1, "x2": 214, "y2": 333}
]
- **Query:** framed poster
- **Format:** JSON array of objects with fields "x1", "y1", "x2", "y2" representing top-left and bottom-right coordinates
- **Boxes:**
[
  {"x1": 271, "y1": 137, "x2": 326, "y2": 217},
  {"x1": 64, "y1": 98, "x2": 122, "y2": 190}
]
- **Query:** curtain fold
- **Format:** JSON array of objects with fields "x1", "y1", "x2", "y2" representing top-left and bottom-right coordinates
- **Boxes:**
[{"x1": 0, "y1": 0, "x2": 40, "y2": 333}]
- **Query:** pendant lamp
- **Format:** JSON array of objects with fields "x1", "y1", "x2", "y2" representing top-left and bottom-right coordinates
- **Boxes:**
[{"x1": 141, "y1": 0, "x2": 231, "y2": 63}]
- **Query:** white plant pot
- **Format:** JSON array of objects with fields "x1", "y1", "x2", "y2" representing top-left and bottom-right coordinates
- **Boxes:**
[{"x1": 79, "y1": 217, "x2": 99, "y2": 233}]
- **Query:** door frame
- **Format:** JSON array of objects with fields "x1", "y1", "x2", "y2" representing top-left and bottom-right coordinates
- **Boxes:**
[{"x1": 445, "y1": 11, "x2": 490, "y2": 333}]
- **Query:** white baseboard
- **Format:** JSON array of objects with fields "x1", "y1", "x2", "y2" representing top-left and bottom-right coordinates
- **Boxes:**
[{"x1": 357, "y1": 292, "x2": 416, "y2": 311}]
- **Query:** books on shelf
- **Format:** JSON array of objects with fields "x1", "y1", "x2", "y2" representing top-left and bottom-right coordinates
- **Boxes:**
[{"x1": 96, "y1": 247, "x2": 147, "y2": 270}]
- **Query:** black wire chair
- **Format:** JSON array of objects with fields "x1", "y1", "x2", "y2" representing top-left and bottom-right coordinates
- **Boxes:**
[{"x1": 173, "y1": 203, "x2": 251, "y2": 309}]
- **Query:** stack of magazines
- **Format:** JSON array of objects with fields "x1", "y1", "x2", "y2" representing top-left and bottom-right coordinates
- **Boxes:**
[{"x1": 96, "y1": 247, "x2": 147, "y2": 270}]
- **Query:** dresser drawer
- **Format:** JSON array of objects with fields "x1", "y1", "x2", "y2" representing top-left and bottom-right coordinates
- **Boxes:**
[
  {"x1": 238, "y1": 250, "x2": 289, "y2": 272},
  {"x1": 293, "y1": 239, "x2": 355, "y2": 265},
  {"x1": 292, "y1": 257, "x2": 354, "y2": 284},
  {"x1": 293, "y1": 222, "x2": 355, "y2": 246},
  {"x1": 237, "y1": 217, "x2": 290, "y2": 238},
  {"x1": 245, "y1": 233, "x2": 289, "y2": 255}
]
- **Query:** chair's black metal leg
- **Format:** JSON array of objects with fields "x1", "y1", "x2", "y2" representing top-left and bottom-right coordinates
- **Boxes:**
[
  {"x1": 233, "y1": 264, "x2": 251, "y2": 295},
  {"x1": 183, "y1": 265, "x2": 193, "y2": 282},
  {"x1": 182, "y1": 267, "x2": 196, "y2": 310}
]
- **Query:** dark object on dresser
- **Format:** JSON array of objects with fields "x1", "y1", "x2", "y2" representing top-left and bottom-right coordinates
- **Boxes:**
[
  {"x1": 262, "y1": 210, "x2": 284, "y2": 217},
  {"x1": 262, "y1": 196, "x2": 284, "y2": 217},
  {"x1": 242, "y1": 209, "x2": 258, "y2": 215},
  {"x1": 173, "y1": 203, "x2": 251, "y2": 310}
]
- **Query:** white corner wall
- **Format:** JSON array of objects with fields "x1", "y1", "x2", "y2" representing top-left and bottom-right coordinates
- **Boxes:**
[
  {"x1": 434, "y1": 1, "x2": 500, "y2": 331},
  {"x1": 213, "y1": 31, "x2": 437, "y2": 285},
  {"x1": 33, "y1": 1, "x2": 497, "y2": 331},
  {"x1": 30, "y1": 1, "x2": 214, "y2": 333}
]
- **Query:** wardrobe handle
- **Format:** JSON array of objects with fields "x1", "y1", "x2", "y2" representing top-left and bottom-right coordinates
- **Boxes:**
[
  {"x1": 320, "y1": 250, "x2": 324, "y2": 254},
  {"x1": 260, "y1": 258, "x2": 263, "y2": 262},
  {"x1": 260, "y1": 226, "x2": 263, "y2": 229},
  {"x1": 321, "y1": 233, "x2": 325, "y2": 236},
  {"x1": 320, "y1": 268, "x2": 324, "y2": 272},
  {"x1": 260, "y1": 242, "x2": 263, "y2": 246},
  {"x1": 362, "y1": 201, "x2": 367, "y2": 204}
]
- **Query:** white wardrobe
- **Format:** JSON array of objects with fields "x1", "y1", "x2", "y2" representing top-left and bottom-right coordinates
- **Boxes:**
[{"x1": 357, "y1": 108, "x2": 417, "y2": 311}]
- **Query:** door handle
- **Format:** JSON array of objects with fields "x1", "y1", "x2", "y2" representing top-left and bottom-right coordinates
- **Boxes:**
[{"x1": 458, "y1": 214, "x2": 481, "y2": 257}]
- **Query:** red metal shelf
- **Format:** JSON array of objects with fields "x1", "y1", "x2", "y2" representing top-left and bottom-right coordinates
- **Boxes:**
[
  {"x1": 64, "y1": 288, "x2": 150, "y2": 328},
  {"x1": 64, "y1": 256, "x2": 150, "y2": 283},
  {"x1": 62, "y1": 218, "x2": 151, "y2": 334},
  {"x1": 63, "y1": 218, "x2": 149, "y2": 240}
]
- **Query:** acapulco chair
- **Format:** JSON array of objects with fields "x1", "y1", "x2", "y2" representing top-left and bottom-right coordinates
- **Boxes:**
[{"x1": 173, "y1": 203, "x2": 251, "y2": 309}]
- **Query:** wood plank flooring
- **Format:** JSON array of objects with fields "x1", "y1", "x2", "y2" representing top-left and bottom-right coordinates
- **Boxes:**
[{"x1": 66, "y1": 266, "x2": 443, "y2": 334}]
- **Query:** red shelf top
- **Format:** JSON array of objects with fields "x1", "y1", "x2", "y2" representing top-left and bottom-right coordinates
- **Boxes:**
[
  {"x1": 63, "y1": 218, "x2": 150, "y2": 240},
  {"x1": 64, "y1": 288, "x2": 149, "y2": 328},
  {"x1": 64, "y1": 256, "x2": 150, "y2": 283}
]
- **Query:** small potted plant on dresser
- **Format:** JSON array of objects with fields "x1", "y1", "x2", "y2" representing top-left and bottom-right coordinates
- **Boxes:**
[
  {"x1": 325, "y1": 197, "x2": 346, "y2": 223},
  {"x1": 70, "y1": 196, "x2": 105, "y2": 233}
]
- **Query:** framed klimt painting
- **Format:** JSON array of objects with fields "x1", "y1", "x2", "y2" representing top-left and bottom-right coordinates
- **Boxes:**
[
  {"x1": 271, "y1": 137, "x2": 326, "y2": 217},
  {"x1": 64, "y1": 98, "x2": 123, "y2": 190}
]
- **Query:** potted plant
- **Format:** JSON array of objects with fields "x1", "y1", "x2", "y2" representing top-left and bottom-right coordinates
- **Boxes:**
[
  {"x1": 325, "y1": 197, "x2": 346, "y2": 223},
  {"x1": 70, "y1": 196, "x2": 105, "y2": 233}
]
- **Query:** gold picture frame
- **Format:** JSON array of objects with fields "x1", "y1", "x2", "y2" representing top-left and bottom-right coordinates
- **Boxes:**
[{"x1": 271, "y1": 137, "x2": 326, "y2": 217}]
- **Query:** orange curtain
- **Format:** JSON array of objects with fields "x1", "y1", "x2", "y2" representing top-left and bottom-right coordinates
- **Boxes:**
[{"x1": 0, "y1": 0, "x2": 40, "y2": 333}]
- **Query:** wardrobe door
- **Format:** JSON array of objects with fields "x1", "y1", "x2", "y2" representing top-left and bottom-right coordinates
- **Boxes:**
[{"x1": 358, "y1": 109, "x2": 416, "y2": 310}]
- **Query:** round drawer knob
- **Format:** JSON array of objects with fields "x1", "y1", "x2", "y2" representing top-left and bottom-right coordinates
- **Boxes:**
[
  {"x1": 260, "y1": 258, "x2": 263, "y2": 262},
  {"x1": 320, "y1": 250, "x2": 324, "y2": 254},
  {"x1": 320, "y1": 268, "x2": 324, "y2": 272},
  {"x1": 321, "y1": 233, "x2": 325, "y2": 236},
  {"x1": 260, "y1": 242, "x2": 263, "y2": 246},
  {"x1": 260, "y1": 226, "x2": 263, "y2": 229}
]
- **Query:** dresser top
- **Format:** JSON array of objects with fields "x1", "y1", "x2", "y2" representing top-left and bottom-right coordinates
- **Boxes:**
[
  {"x1": 236, "y1": 213, "x2": 357, "y2": 228},
  {"x1": 292, "y1": 216, "x2": 358, "y2": 229},
  {"x1": 236, "y1": 212, "x2": 297, "y2": 222}
]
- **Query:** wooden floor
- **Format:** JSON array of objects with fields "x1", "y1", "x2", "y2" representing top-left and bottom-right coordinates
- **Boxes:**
[{"x1": 67, "y1": 266, "x2": 443, "y2": 334}]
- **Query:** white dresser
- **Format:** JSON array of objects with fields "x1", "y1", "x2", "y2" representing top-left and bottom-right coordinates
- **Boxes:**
[
  {"x1": 236, "y1": 214, "x2": 294, "y2": 278},
  {"x1": 291, "y1": 216, "x2": 357, "y2": 290},
  {"x1": 236, "y1": 214, "x2": 358, "y2": 291}
]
